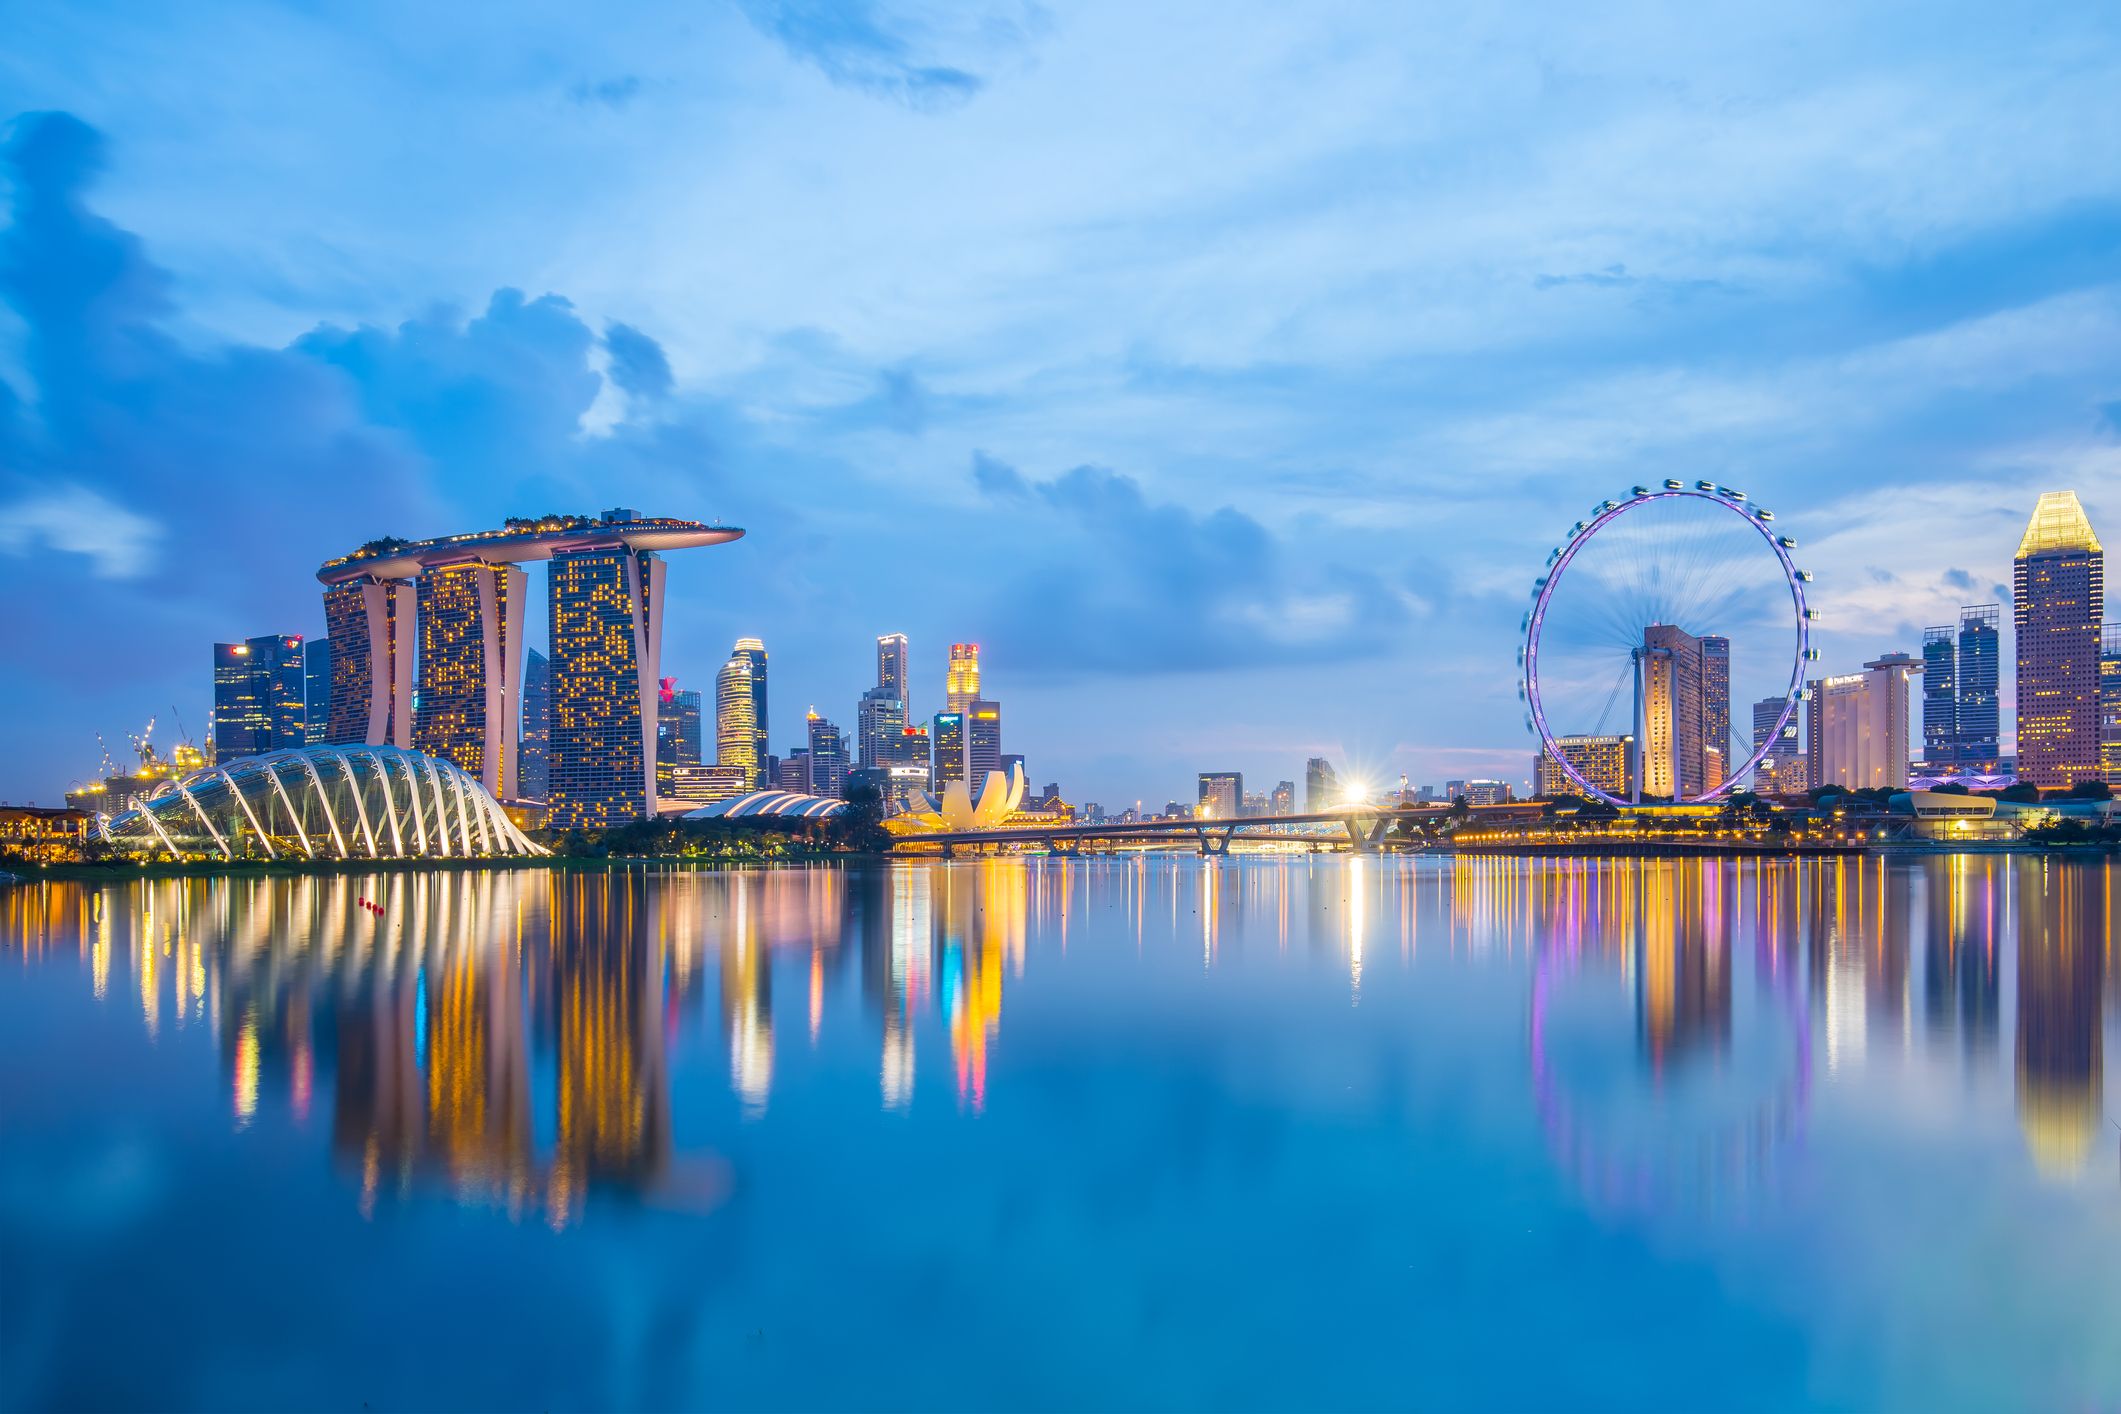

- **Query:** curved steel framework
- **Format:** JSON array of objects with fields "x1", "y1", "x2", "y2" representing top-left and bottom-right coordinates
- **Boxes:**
[
  {"x1": 100, "y1": 745, "x2": 546, "y2": 860},
  {"x1": 1521, "y1": 483, "x2": 1812, "y2": 807},
  {"x1": 684, "y1": 790, "x2": 847, "y2": 822}
]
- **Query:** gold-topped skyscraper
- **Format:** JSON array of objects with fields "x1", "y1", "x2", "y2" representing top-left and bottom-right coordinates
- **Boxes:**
[
  {"x1": 716, "y1": 651, "x2": 760, "y2": 788},
  {"x1": 945, "y1": 643, "x2": 980, "y2": 713},
  {"x1": 2012, "y1": 491, "x2": 2104, "y2": 787}
]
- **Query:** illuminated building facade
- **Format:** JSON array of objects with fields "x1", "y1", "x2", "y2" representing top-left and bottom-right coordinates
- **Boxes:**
[
  {"x1": 323, "y1": 577, "x2": 416, "y2": 748},
  {"x1": 1700, "y1": 634, "x2": 1730, "y2": 788},
  {"x1": 1751, "y1": 696, "x2": 1804, "y2": 794},
  {"x1": 1270, "y1": 781, "x2": 1294, "y2": 815},
  {"x1": 732, "y1": 637, "x2": 769, "y2": 770},
  {"x1": 2102, "y1": 626, "x2": 2121, "y2": 784},
  {"x1": 2012, "y1": 491, "x2": 2104, "y2": 787},
  {"x1": 806, "y1": 712, "x2": 848, "y2": 798},
  {"x1": 857, "y1": 685, "x2": 906, "y2": 769},
  {"x1": 657, "y1": 761, "x2": 748, "y2": 808},
  {"x1": 658, "y1": 686, "x2": 702, "y2": 768},
  {"x1": 945, "y1": 643, "x2": 980, "y2": 712},
  {"x1": 1956, "y1": 606, "x2": 2001, "y2": 761},
  {"x1": 213, "y1": 634, "x2": 307, "y2": 759},
  {"x1": 877, "y1": 633, "x2": 908, "y2": 704},
  {"x1": 967, "y1": 700, "x2": 1002, "y2": 785},
  {"x1": 1923, "y1": 604, "x2": 2003, "y2": 767},
  {"x1": 931, "y1": 712, "x2": 965, "y2": 793},
  {"x1": 1304, "y1": 757, "x2": 1338, "y2": 812},
  {"x1": 549, "y1": 546, "x2": 664, "y2": 827},
  {"x1": 1813, "y1": 654, "x2": 1918, "y2": 790},
  {"x1": 520, "y1": 648, "x2": 550, "y2": 799},
  {"x1": 0, "y1": 805, "x2": 90, "y2": 863},
  {"x1": 1639, "y1": 624, "x2": 1705, "y2": 799},
  {"x1": 317, "y1": 511, "x2": 742, "y2": 811},
  {"x1": 413, "y1": 561, "x2": 526, "y2": 800},
  {"x1": 715, "y1": 652, "x2": 761, "y2": 788},
  {"x1": 1197, "y1": 771, "x2": 1242, "y2": 819},
  {"x1": 1535, "y1": 733, "x2": 1631, "y2": 799},
  {"x1": 303, "y1": 637, "x2": 332, "y2": 745}
]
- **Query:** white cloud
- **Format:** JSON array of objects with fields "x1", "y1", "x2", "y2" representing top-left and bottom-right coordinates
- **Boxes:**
[{"x1": 0, "y1": 484, "x2": 163, "y2": 579}]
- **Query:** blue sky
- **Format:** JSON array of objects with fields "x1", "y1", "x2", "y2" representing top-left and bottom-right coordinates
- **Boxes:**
[{"x1": 2, "y1": 0, "x2": 2117, "y2": 807}]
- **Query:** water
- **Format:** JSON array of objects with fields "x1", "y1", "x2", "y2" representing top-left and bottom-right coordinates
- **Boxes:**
[{"x1": 1, "y1": 855, "x2": 2115, "y2": 1411}]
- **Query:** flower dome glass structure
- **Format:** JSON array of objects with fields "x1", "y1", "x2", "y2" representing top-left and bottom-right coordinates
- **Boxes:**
[{"x1": 99, "y1": 745, "x2": 545, "y2": 860}]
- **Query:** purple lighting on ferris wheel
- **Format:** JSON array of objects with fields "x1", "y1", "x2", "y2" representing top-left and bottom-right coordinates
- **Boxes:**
[{"x1": 1521, "y1": 486, "x2": 1813, "y2": 808}]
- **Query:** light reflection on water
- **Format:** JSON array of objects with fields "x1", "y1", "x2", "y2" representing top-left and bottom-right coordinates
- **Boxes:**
[{"x1": 0, "y1": 854, "x2": 2115, "y2": 1411}]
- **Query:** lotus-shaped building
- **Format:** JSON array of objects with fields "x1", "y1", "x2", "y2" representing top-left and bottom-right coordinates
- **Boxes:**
[
  {"x1": 885, "y1": 764, "x2": 1028, "y2": 835},
  {"x1": 99, "y1": 745, "x2": 545, "y2": 860}
]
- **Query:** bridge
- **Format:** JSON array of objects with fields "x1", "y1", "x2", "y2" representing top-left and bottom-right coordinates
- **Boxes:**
[{"x1": 889, "y1": 803, "x2": 1543, "y2": 857}]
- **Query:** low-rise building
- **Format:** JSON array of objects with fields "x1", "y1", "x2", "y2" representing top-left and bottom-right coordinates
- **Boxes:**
[{"x1": 0, "y1": 806, "x2": 91, "y2": 863}]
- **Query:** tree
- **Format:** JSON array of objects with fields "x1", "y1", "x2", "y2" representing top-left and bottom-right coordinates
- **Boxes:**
[
  {"x1": 1928, "y1": 782, "x2": 1970, "y2": 796},
  {"x1": 1996, "y1": 782, "x2": 2043, "y2": 804},
  {"x1": 2064, "y1": 779, "x2": 2113, "y2": 801},
  {"x1": 830, "y1": 781, "x2": 891, "y2": 853}
]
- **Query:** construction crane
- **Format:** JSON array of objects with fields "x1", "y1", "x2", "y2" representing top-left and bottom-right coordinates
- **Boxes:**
[
  {"x1": 95, "y1": 733, "x2": 118, "y2": 779},
  {"x1": 128, "y1": 716, "x2": 161, "y2": 772}
]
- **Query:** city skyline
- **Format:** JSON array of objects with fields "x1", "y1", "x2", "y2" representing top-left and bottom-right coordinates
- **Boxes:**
[
  {"x1": 44, "y1": 484, "x2": 2115, "y2": 818},
  {"x1": 2, "y1": 5, "x2": 2119, "y2": 809}
]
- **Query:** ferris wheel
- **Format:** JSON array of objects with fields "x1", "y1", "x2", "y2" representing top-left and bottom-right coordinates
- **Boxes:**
[{"x1": 1518, "y1": 481, "x2": 1817, "y2": 807}]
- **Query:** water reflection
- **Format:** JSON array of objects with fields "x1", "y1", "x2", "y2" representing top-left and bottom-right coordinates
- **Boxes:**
[{"x1": 2, "y1": 854, "x2": 2115, "y2": 1228}]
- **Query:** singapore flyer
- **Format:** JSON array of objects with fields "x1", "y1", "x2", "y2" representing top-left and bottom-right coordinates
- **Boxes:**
[{"x1": 1519, "y1": 481, "x2": 1817, "y2": 806}]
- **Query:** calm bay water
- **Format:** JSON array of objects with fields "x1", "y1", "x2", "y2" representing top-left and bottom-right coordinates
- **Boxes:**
[{"x1": 1, "y1": 855, "x2": 2116, "y2": 1412}]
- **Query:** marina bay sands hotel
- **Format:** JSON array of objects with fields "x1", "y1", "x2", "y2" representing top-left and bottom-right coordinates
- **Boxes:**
[{"x1": 317, "y1": 509, "x2": 743, "y2": 828}]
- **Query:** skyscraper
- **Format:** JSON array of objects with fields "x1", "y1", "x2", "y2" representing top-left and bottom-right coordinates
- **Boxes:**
[
  {"x1": 1921, "y1": 623, "x2": 1957, "y2": 763},
  {"x1": 1956, "y1": 605, "x2": 2001, "y2": 764},
  {"x1": 1198, "y1": 772, "x2": 1242, "y2": 819},
  {"x1": 806, "y1": 711, "x2": 848, "y2": 798},
  {"x1": 2100, "y1": 625, "x2": 2121, "y2": 785},
  {"x1": 314, "y1": 509, "x2": 742, "y2": 806},
  {"x1": 716, "y1": 653, "x2": 761, "y2": 788},
  {"x1": 931, "y1": 712, "x2": 965, "y2": 793},
  {"x1": 2013, "y1": 492, "x2": 2104, "y2": 787},
  {"x1": 414, "y1": 561, "x2": 526, "y2": 799},
  {"x1": 732, "y1": 637, "x2": 769, "y2": 770},
  {"x1": 857, "y1": 685, "x2": 906, "y2": 769},
  {"x1": 967, "y1": 700, "x2": 1002, "y2": 785},
  {"x1": 1812, "y1": 654, "x2": 1918, "y2": 790},
  {"x1": 945, "y1": 643, "x2": 980, "y2": 713},
  {"x1": 1270, "y1": 781, "x2": 1295, "y2": 815},
  {"x1": 1304, "y1": 757, "x2": 1339, "y2": 813},
  {"x1": 876, "y1": 633, "x2": 908, "y2": 705},
  {"x1": 212, "y1": 635, "x2": 306, "y2": 760},
  {"x1": 519, "y1": 648, "x2": 550, "y2": 799},
  {"x1": 322, "y1": 576, "x2": 415, "y2": 747},
  {"x1": 658, "y1": 686, "x2": 702, "y2": 767},
  {"x1": 303, "y1": 637, "x2": 332, "y2": 745},
  {"x1": 549, "y1": 543, "x2": 665, "y2": 827},
  {"x1": 1923, "y1": 604, "x2": 2003, "y2": 767},
  {"x1": 1700, "y1": 634, "x2": 1730, "y2": 788},
  {"x1": 1751, "y1": 696, "x2": 1803, "y2": 793},
  {"x1": 1639, "y1": 624, "x2": 1706, "y2": 799}
]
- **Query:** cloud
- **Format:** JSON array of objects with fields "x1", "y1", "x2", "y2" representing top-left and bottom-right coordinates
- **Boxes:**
[
  {"x1": 733, "y1": 0, "x2": 1033, "y2": 110},
  {"x1": 971, "y1": 449, "x2": 1027, "y2": 497},
  {"x1": 966, "y1": 456, "x2": 1421, "y2": 674},
  {"x1": 0, "y1": 111, "x2": 771, "y2": 787},
  {"x1": 604, "y1": 320, "x2": 674, "y2": 403},
  {"x1": 0, "y1": 484, "x2": 161, "y2": 579}
]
